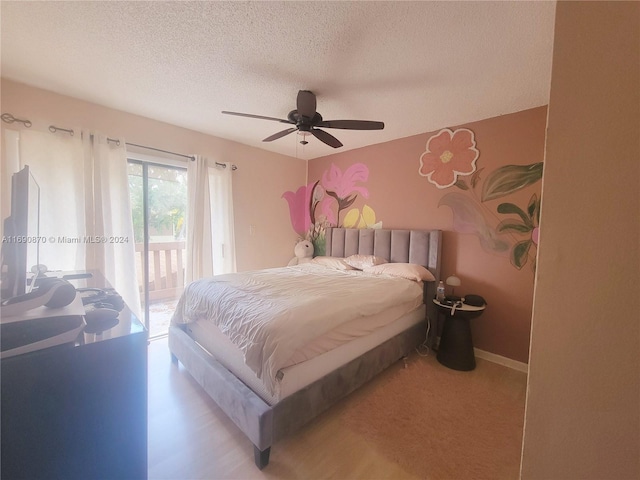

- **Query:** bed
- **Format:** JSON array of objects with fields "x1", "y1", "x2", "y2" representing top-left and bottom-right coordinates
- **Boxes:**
[{"x1": 168, "y1": 227, "x2": 442, "y2": 468}]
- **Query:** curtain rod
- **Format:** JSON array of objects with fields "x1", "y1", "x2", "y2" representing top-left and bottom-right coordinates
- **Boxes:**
[
  {"x1": 121, "y1": 142, "x2": 237, "y2": 171},
  {"x1": 1, "y1": 112, "x2": 237, "y2": 171}
]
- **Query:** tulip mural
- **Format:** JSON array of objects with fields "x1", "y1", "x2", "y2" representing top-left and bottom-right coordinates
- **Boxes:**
[
  {"x1": 282, "y1": 182, "x2": 315, "y2": 237},
  {"x1": 282, "y1": 163, "x2": 381, "y2": 256},
  {"x1": 419, "y1": 128, "x2": 543, "y2": 271}
]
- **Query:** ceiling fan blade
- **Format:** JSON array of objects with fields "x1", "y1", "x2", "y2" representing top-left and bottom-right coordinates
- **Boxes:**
[
  {"x1": 263, "y1": 127, "x2": 298, "y2": 142},
  {"x1": 311, "y1": 128, "x2": 343, "y2": 148},
  {"x1": 316, "y1": 119, "x2": 385, "y2": 130},
  {"x1": 297, "y1": 90, "x2": 317, "y2": 119},
  {"x1": 222, "y1": 111, "x2": 291, "y2": 123}
]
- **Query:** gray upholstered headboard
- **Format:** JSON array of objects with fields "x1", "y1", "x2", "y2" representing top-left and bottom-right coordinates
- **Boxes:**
[
  {"x1": 325, "y1": 227, "x2": 442, "y2": 333},
  {"x1": 325, "y1": 227, "x2": 441, "y2": 277}
]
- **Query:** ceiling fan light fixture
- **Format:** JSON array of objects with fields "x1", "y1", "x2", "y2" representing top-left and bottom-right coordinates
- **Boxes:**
[{"x1": 297, "y1": 130, "x2": 310, "y2": 145}]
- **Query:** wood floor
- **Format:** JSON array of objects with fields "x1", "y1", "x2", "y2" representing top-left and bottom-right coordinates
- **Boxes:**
[{"x1": 147, "y1": 337, "x2": 527, "y2": 479}]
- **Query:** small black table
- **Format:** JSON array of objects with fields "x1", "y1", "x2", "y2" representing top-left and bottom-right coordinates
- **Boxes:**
[{"x1": 433, "y1": 299, "x2": 485, "y2": 371}]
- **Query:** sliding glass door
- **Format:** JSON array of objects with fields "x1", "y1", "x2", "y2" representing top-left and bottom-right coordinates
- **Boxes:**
[{"x1": 127, "y1": 160, "x2": 187, "y2": 337}]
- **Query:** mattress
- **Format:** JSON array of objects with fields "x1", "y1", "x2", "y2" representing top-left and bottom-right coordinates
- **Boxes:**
[
  {"x1": 172, "y1": 264, "x2": 424, "y2": 395},
  {"x1": 186, "y1": 304, "x2": 425, "y2": 405}
]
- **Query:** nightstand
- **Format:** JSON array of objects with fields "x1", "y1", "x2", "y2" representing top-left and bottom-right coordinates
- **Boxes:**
[{"x1": 433, "y1": 299, "x2": 485, "y2": 371}]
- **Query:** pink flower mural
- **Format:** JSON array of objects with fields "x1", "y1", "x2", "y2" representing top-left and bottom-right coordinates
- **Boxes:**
[
  {"x1": 317, "y1": 196, "x2": 336, "y2": 225},
  {"x1": 531, "y1": 227, "x2": 539, "y2": 246},
  {"x1": 283, "y1": 162, "x2": 377, "y2": 256},
  {"x1": 419, "y1": 128, "x2": 479, "y2": 188},
  {"x1": 320, "y1": 163, "x2": 370, "y2": 227},
  {"x1": 321, "y1": 163, "x2": 370, "y2": 199},
  {"x1": 282, "y1": 182, "x2": 315, "y2": 236}
]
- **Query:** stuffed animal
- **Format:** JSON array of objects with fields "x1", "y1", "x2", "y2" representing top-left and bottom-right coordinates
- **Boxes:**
[{"x1": 287, "y1": 240, "x2": 314, "y2": 266}]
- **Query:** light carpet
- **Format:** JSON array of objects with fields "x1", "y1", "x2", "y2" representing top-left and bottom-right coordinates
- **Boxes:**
[{"x1": 339, "y1": 353, "x2": 527, "y2": 479}]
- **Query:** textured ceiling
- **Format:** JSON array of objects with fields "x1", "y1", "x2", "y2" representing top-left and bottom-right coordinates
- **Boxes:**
[{"x1": 1, "y1": 1, "x2": 556, "y2": 160}]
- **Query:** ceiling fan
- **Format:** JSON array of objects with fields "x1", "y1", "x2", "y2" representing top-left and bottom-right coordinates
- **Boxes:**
[{"x1": 222, "y1": 90, "x2": 384, "y2": 148}]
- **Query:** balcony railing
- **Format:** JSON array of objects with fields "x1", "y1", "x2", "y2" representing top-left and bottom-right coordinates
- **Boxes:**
[{"x1": 135, "y1": 241, "x2": 186, "y2": 302}]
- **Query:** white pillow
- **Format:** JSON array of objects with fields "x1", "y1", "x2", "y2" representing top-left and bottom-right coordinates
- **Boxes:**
[
  {"x1": 310, "y1": 256, "x2": 356, "y2": 270},
  {"x1": 344, "y1": 254, "x2": 388, "y2": 270},
  {"x1": 363, "y1": 263, "x2": 436, "y2": 282}
]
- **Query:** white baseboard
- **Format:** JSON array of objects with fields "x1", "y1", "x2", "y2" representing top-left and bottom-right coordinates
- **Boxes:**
[
  {"x1": 433, "y1": 334, "x2": 529, "y2": 373},
  {"x1": 474, "y1": 348, "x2": 528, "y2": 373}
]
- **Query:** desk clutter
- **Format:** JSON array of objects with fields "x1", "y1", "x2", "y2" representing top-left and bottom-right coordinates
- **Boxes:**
[
  {"x1": 0, "y1": 277, "x2": 77, "y2": 317},
  {"x1": 436, "y1": 276, "x2": 486, "y2": 308},
  {"x1": 0, "y1": 276, "x2": 126, "y2": 357},
  {"x1": 435, "y1": 295, "x2": 487, "y2": 316},
  {"x1": 463, "y1": 294, "x2": 487, "y2": 307},
  {"x1": 78, "y1": 287, "x2": 123, "y2": 333}
]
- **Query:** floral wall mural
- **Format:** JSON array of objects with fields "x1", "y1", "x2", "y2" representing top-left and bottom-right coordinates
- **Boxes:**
[
  {"x1": 303, "y1": 106, "x2": 547, "y2": 364},
  {"x1": 282, "y1": 163, "x2": 381, "y2": 255},
  {"x1": 419, "y1": 128, "x2": 480, "y2": 189},
  {"x1": 420, "y1": 128, "x2": 543, "y2": 271}
]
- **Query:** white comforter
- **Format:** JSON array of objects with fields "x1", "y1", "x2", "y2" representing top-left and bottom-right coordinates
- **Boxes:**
[{"x1": 171, "y1": 263, "x2": 423, "y2": 394}]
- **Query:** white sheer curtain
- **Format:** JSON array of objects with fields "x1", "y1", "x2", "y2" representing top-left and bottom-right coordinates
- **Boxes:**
[
  {"x1": 86, "y1": 133, "x2": 140, "y2": 316},
  {"x1": 185, "y1": 157, "x2": 236, "y2": 282},
  {"x1": 209, "y1": 162, "x2": 236, "y2": 274},
  {"x1": 2, "y1": 128, "x2": 141, "y2": 317},
  {"x1": 185, "y1": 155, "x2": 213, "y2": 282}
]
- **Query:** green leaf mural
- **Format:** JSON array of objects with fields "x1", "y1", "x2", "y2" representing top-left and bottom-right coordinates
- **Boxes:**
[
  {"x1": 512, "y1": 240, "x2": 533, "y2": 269},
  {"x1": 454, "y1": 179, "x2": 470, "y2": 190},
  {"x1": 497, "y1": 220, "x2": 532, "y2": 234},
  {"x1": 470, "y1": 167, "x2": 484, "y2": 189},
  {"x1": 527, "y1": 193, "x2": 538, "y2": 219},
  {"x1": 481, "y1": 163, "x2": 543, "y2": 202},
  {"x1": 497, "y1": 203, "x2": 533, "y2": 228},
  {"x1": 531, "y1": 193, "x2": 541, "y2": 225},
  {"x1": 311, "y1": 232, "x2": 326, "y2": 256},
  {"x1": 497, "y1": 194, "x2": 540, "y2": 270}
]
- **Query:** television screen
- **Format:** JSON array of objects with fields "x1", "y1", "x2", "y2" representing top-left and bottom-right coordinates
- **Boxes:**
[
  {"x1": 1, "y1": 166, "x2": 40, "y2": 300},
  {"x1": 25, "y1": 169, "x2": 40, "y2": 285}
]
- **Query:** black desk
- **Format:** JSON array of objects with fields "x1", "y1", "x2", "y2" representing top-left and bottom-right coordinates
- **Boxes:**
[
  {"x1": 433, "y1": 299, "x2": 485, "y2": 371},
  {"x1": 1, "y1": 272, "x2": 148, "y2": 480}
]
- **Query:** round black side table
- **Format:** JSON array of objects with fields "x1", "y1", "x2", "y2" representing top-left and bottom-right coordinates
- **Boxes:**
[{"x1": 433, "y1": 299, "x2": 485, "y2": 371}]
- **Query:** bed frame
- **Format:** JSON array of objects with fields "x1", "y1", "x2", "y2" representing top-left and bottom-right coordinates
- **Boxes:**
[{"x1": 168, "y1": 227, "x2": 442, "y2": 469}]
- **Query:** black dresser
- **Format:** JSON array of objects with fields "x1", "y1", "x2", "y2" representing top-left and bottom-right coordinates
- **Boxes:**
[{"x1": 1, "y1": 273, "x2": 148, "y2": 480}]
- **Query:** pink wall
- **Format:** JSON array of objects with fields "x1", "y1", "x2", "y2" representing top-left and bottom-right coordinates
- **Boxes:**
[
  {"x1": 1, "y1": 79, "x2": 307, "y2": 271},
  {"x1": 2, "y1": 78, "x2": 546, "y2": 363},
  {"x1": 307, "y1": 107, "x2": 548, "y2": 363}
]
